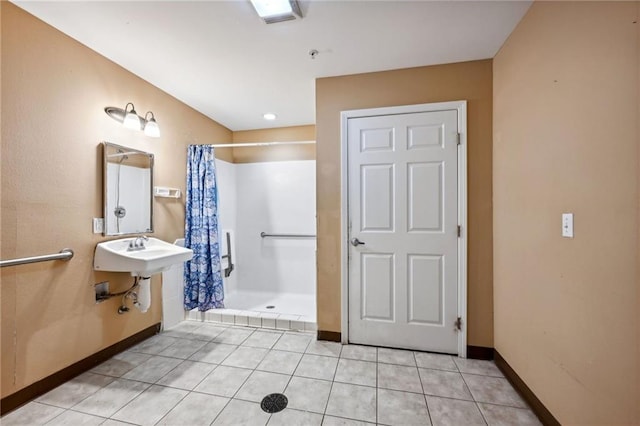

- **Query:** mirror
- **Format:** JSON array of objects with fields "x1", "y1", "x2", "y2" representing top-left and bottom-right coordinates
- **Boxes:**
[{"x1": 103, "y1": 142, "x2": 154, "y2": 236}]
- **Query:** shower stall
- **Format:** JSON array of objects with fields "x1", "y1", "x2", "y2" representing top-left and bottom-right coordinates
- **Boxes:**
[{"x1": 213, "y1": 145, "x2": 316, "y2": 325}]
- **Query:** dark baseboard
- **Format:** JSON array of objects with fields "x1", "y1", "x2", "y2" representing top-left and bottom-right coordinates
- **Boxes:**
[
  {"x1": 467, "y1": 345, "x2": 494, "y2": 360},
  {"x1": 317, "y1": 330, "x2": 341, "y2": 342},
  {"x1": 494, "y1": 350, "x2": 560, "y2": 426},
  {"x1": 1, "y1": 323, "x2": 161, "y2": 416}
]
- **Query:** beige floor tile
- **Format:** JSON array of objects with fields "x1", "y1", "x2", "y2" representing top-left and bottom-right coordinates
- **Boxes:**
[
  {"x1": 122, "y1": 356, "x2": 182, "y2": 383},
  {"x1": 419, "y1": 368, "x2": 473, "y2": 400},
  {"x1": 213, "y1": 327, "x2": 254, "y2": 345},
  {"x1": 454, "y1": 358, "x2": 504, "y2": 377},
  {"x1": 478, "y1": 403, "x2": 542, "y2": 426},
  {"x1": 129, "y1": 335, "x2": 179, "y2": 355},
  {"x1": 377, "y1": 388, "x2": 431, "y2": 426},
  {"x1": 294, "y1": 354, "x2": 338, "y2": 381},
  {"x1": 189, "y1": 342, "x2": 237, "y2": 364},
  {"x1": 0, "y1": 402, "x2": 65, "y2": 426},
  {"x1": 157, "y1": 392, "x2": 229, "y2": 425},
  {"x1": 257, "y1": 349, "x2": 303, "y2": 375},
  {"x1": 463, "y1": 374, "x2": 527, "y2": 408},
  {"x1": 321, "y1": 416, "x2": 375, "y2": 426},
  {"x1": 334, "y1": 359, "x2": 377, "y2": 387},
  {"x1": 241, "y1": 330, "x2": 283, "y2": 349},
  {"x1": 306, "y1": 340, "x2": 342, "y2": 357},
  {"x1": 426, "y1": 395, "x2": 486, "y2": 426},
  {"x1": 284, "y1": 376, "x2": 332, "y2": 413},
  {"x1": 222, "y1": 346, "x2": 269, "y2": 369},
  {"x1": 45, "y1": 410, "x2": 105, "y2": 425},
  {"x1": 90, "y1": 351, "x2": 152, "y2": 377},
  {"x1": 266, "y1": 408, "x2": 323, "y2": 426},
  {"x1": 378, "y1": 363, "x2": 423, "y2": 393},
  {"x1": 158, "y1": 338, "x2": 207, "y2": 359},
  {"x1": 72, "y1": 379, "x2": 150, "y2": 418},
  {"x1": 377, "y1": 347, "x2": 416, "y2": 366},
  {"x1": 189, "y1": 324, "x2": 229, "y2": 341},
  {"x1": 340, "y1": 345, "x2": 377, "y2": 362},
  {"x1": 111, "y1": 385, "x2": 187, "y2": 425},
  {"x1": 325, "y1": 383, "x2": 377, "y2": 423},
  {"x1": 36, "y1": 372, "x2": 114, "y2": 408},
  {"x1": 156, "y1": 360, "x2": 216, "y2": 390},
  {"x1": 194, "y1": 365, "x2": 252, "y2": 397},
  {"x1": 273, "y1": 333, "x2": 313, "y2": 353},
  {"x1": 235, "y1": 370, "x2": 291, "y2": 403},
  {"x1": 414, "y1": 353, "x2": 457, "y2": 371},
  {"x1": 211, "y1": 399, "x2": 270, "y2": 426}
]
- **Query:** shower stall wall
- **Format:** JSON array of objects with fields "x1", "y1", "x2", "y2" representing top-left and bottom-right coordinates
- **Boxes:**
[{"x1": 215, "y1": 158, "x2": 316, "y2": 320}]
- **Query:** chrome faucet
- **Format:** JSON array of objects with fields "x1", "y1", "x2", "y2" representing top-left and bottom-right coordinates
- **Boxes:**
[{"x1": 128, "y1": 235, "x2": 149, "y2": 251}]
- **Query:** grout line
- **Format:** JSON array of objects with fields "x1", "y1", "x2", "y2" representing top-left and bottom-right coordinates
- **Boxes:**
[
  {"x1": 415, "y1": 353, "x2": 433, "y2": 426},
  {"x1": 375, "y1": 345, "x2": 379, "y2": 425}
]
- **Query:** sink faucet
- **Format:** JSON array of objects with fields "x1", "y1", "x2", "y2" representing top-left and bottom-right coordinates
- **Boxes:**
[{"x1": 128, "y1": 235, "x2": 149, "y2": 251}]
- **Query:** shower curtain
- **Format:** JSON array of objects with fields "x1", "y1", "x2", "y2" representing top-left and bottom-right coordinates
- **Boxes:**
[{"x1": 184, "y1": 145, "x2": 224, "y2": 311}]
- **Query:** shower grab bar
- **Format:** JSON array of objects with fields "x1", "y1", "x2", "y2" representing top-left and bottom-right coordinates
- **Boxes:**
[
  {"x1": 221, "y1": 232, "x2": 234, "y2": 278},
  {"x1": 0, "y1": 248, "x2": 74, "y2": 268},
  {"x1": 260, "y1": 232, "x2": 316, "y2": 238}
]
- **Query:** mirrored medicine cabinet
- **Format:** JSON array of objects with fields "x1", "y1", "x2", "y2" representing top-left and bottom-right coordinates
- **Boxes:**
[{"x1": 103, "y1": 142, "x2": 154, "y2": 236}]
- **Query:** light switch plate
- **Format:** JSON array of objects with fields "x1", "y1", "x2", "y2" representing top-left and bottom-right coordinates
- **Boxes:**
[
  {"x1": 562, "y1": 213, "x2": 574, "y2": 238},
  {"x1": 93, "y1": 218, "x2": 104, "y2": 234}
]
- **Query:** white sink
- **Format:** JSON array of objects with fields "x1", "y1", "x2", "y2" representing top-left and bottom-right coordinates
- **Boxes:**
[{"x1": 94, "y1": 237, "x2": 193, "y2": 276}]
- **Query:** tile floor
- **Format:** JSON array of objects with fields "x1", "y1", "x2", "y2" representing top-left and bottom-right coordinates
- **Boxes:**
[{"x1": 2, "y1": 321, "x2": 542, "y2": 426}]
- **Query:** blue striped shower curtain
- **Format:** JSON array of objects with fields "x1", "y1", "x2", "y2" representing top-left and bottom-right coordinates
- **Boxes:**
[{"x1": 184, "y1": 145, "x2": 224, "y2": 311}]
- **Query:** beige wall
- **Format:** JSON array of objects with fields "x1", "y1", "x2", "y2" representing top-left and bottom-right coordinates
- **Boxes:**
[
  {"x1": 316, "y1": 60, "x2": 494, "y2": 347},
  {"x1": 232, "y1": 125, "x2": 315, "y2": 163},
  {"x1": 493, "y1": 2, "x2": 639, "y2": 424},
  {"x1": 0, "y1": 3, "x2": 232, "y2": 398}
]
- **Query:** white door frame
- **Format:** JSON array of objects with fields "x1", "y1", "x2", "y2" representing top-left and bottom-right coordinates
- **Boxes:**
[{"x1": 340, "y1": 101, "x2": 468, "y2": 358}]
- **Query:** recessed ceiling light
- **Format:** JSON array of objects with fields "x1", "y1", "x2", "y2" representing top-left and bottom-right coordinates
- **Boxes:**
[
  {"x1": 263, "y1": 113, "x2": 277, "y2": 120},
  {"x1": 249, "y1": 0, "x2": 302, "y2": 24}
]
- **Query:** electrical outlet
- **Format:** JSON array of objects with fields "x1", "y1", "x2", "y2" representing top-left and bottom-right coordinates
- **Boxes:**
[
  {"x1": 93, "y1": 218, "x2": 104, "y2": 234},
  {"x1": 562, "y1": 213, "x2": 574, "y2": 238}
]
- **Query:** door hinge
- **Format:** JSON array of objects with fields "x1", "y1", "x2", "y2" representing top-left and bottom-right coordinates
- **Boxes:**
[
  {"x1": 457, "y1": 225, "x2": 461, "y2": 238},
  {"x1": 454, "y1": 317, "x2": 462, "y2": 331},
  {"x1": 456, "y1": 133, "x2": 461, "y2": 145}
]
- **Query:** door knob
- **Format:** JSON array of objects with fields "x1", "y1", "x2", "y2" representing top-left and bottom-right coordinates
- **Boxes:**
[{"x1": 350, "y1": 238, "x2": 365, "y2": 247}]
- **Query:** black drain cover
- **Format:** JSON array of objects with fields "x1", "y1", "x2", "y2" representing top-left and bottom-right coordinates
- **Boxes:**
[
  {"x1": 266, "y1": 305, "x2": 275, "y2": 309},
  {"x1": 260, "y1": 393, "x2": 288, "y2": 413}
]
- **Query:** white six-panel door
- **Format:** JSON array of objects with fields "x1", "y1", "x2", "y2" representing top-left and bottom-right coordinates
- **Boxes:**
[{"x1": 347, "y1": 108, "x2": 460, "y2": 354}]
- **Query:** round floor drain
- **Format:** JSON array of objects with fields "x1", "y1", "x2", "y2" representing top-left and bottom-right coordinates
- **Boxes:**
[
  {"x1": 266, "y1": 305, "x2": 275, "y2": 309},
  {"x1": 260, "y1": 393, "x2": 288, "y2": 413}
]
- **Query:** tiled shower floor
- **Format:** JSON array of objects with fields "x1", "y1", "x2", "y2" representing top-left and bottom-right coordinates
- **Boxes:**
[{"x1": 2, "y1": 321, "x2": 541, "y2": 426}]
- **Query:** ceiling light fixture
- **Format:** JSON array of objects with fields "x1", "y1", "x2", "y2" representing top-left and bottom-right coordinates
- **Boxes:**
[
  {"x1": 263, "y1": 113, "x2": 277, "y2": 120},
  {"x1": 249, "y1": 0, "x2": 302, "y2": 24},
  {"x1": 104, "y1": 103, "x2": 161, "y2": 138}
]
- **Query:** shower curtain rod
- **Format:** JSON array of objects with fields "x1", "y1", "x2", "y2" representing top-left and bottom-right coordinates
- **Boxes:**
[{"x1": 210, "y1": 140, "x2": 315, "y2": 148}]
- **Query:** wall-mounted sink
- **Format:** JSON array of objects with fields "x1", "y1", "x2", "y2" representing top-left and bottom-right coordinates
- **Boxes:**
[{"x1": 94, "y1": 237, "x2": 193, "y2": 276}]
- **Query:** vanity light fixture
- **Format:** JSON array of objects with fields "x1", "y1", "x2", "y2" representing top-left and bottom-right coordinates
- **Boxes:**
[
  {"x1": 104, "y1": 103, "x2": 161, "y2": 138},
  {"x1": 263, "y1": 113, "x2": 277, "y2": 120},
  {"x1": 143, "y1": 112, "x2": 161, "y2": 138},
  {"x1": 123, "y1": 103, "x2": 141, "y2": 130},
  {"x1": 249, "y1": 0, "x2": 302, "y2": 24}
]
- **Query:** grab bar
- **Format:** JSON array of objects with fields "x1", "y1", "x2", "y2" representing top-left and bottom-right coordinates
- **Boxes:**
[
  {"x1": 221, "y1": 232, "x2": 234, "y2": 278},
  {"x1": 0, "y1": 248, "x2": 74, "y2": 268},
  {"x1": 260, "y1": 232, "x2": 316, "y2": 238}
]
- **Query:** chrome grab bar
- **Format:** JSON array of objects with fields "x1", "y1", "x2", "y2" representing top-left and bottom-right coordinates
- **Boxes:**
[
  {"x1": 0, "y1": 248, "x2": 74, "y2": 268},
  {"x1": 260, "y1": 232, "x2": 316, "y2": 238},
  {"x1": 221, "y1": 232, "x2": 234, "y2": 278}
]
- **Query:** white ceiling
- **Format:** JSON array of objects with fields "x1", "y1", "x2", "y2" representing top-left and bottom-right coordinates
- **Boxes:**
[{"x1": 13, "y1": 0, "x2": 531, "y2": 131}]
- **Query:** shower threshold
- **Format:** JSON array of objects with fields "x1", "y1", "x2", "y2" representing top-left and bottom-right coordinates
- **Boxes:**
[{"x1": 185, "y1": 291, "x2": 317, "y2": 332}]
